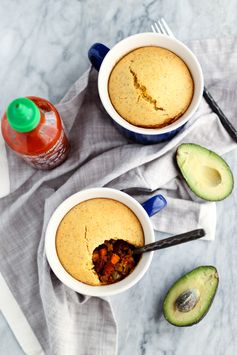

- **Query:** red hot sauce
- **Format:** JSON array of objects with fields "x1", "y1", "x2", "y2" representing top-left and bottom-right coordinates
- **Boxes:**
[{"x1": 1, "y1": 96, "x2": 70, "y2": 170}]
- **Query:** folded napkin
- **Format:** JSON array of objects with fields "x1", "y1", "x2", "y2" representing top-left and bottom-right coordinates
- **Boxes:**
[{"x1": 0, "y1": 37, "x2": 236, "y2": 354}]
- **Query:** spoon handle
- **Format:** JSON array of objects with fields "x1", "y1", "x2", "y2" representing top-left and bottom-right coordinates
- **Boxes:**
[
  {"x1": 133, "y1": 229, "x2": 205, "y2": 254},
  {"x1": 203, "y1": 88, "x2": 237, "y2": 142}
]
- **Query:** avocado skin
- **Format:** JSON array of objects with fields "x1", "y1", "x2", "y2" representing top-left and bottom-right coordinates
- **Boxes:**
[
  {"x1": 163, "y1": 266, "x2": 219, "y2": 327},
  {"x1": 176, "y1": 143, "x2": 234, "y2": 201}
]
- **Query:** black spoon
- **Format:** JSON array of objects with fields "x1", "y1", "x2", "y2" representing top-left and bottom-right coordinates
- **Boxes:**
[{"x1": 133, "y1": 229, "x2": 205, "y2": 255}]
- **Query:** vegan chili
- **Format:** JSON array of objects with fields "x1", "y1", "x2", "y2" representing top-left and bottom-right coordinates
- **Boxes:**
[{"x1": 92, "y1": 239, "x2": 140, "y2": 284}]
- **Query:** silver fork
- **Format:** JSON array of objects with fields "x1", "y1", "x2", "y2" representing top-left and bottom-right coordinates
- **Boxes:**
[
  {"x1": 151, "y1": 18, "x2": 237, "y2": 142},
  {"x1": 151, "y1": 18, "x2": 175, "y2": 39}
]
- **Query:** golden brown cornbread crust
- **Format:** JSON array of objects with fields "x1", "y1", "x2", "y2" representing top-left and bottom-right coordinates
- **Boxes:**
[
  {"x1": 56, "y1": 198, "x2": 144, "y2": 286},
  {"x1": 108, "y1": 46, "x2": 194, "y2": 128}
]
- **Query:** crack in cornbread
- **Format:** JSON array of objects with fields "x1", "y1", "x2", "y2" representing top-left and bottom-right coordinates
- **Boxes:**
[
  {"x1": 108, "y1": 46, "x2": 194, "y2": 128},
  {"x1": 84, "y1": 226, "x2": 90, "y2": 256},
  {"x1": 129, "y1": 67, "x2": 164, "y2": 112}
]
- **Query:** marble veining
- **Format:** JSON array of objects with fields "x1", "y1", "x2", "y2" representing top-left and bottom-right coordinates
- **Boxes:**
[{"x1": 0, "y1": 1, "x2": 237, "y2": 354}]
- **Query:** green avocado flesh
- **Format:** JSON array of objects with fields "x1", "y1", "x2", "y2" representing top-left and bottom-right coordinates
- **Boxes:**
[
  {"x1": 163, "y1": 266, "x2": 219, "y2": 327},
  {"x1": 176, "y1": 143, "x2": 234, "y2": 201}
]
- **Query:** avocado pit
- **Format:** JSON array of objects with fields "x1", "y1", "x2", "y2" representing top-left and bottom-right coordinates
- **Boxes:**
[{"x1": 175, "y1": 288, "x2": 200, "y2": 312}]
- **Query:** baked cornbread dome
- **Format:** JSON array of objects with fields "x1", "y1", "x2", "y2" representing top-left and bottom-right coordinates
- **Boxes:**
[
  {"x1": 56, "y1": 198, "x2": 144, "y2": 286},
  {"x1": 108, "y1": 46, "x2": 194, "y2": 128}
]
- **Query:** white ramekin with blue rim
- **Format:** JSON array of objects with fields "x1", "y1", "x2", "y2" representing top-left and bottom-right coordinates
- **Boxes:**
[
  {"x1": 88, "y1": 32, "x2": 204, "y2": 144},
  {"x1": 45, "y1": 188, "x2": 167, "y2": 296}
]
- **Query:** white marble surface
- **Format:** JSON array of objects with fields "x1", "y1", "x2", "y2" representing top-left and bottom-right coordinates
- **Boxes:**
[{"x1": 0, "y1": 1, "x2": 237, "y2": 354}]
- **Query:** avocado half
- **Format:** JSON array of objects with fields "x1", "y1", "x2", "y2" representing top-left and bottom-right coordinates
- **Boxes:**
[
  {"x1": 176, "y1": 143, "x2": 234, "y2": 201},
  {"x1": 163, "y1": 266, "x2": 219, "y2": 327}
]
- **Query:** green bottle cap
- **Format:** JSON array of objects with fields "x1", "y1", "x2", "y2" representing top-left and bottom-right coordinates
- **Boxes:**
[{"x1": 6, "y1": 97, "x2": 41, "y2": 132}]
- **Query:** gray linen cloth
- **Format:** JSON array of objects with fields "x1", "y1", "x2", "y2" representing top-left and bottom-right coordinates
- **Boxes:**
[{"x1": 0, "y1": 37, "x2": 236, "y2": 354}]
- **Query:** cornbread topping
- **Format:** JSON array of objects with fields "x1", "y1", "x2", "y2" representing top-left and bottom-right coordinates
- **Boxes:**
[
  {"x1": 56, "y1": 198, "x2": 144, "y2": 286},
  {"x1": 108, "y1": 46, "x2": 194, "y2": 128}
]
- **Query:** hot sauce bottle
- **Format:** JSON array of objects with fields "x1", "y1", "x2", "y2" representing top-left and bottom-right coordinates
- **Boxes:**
[{"x1": 1, "y1": 97, "x2": 70, "y2": 170}]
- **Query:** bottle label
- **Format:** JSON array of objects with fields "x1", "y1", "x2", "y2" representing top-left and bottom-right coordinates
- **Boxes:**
[{"x1": 21, "y1": 130, "x2": 70, "y2": 169}]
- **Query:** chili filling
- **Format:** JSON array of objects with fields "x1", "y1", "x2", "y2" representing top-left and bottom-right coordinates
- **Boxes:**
[{"x1": 92, "y1": 239, "x2": 140, "y2": 284}]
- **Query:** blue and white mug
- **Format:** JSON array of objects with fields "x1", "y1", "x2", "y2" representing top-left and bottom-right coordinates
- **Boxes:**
[
  {"x1": 45, "y1": 188, "x2": 167, "y2": 296},
  {"x1": 88, "y1": 32, "x2": 204, "y2": 144}
]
